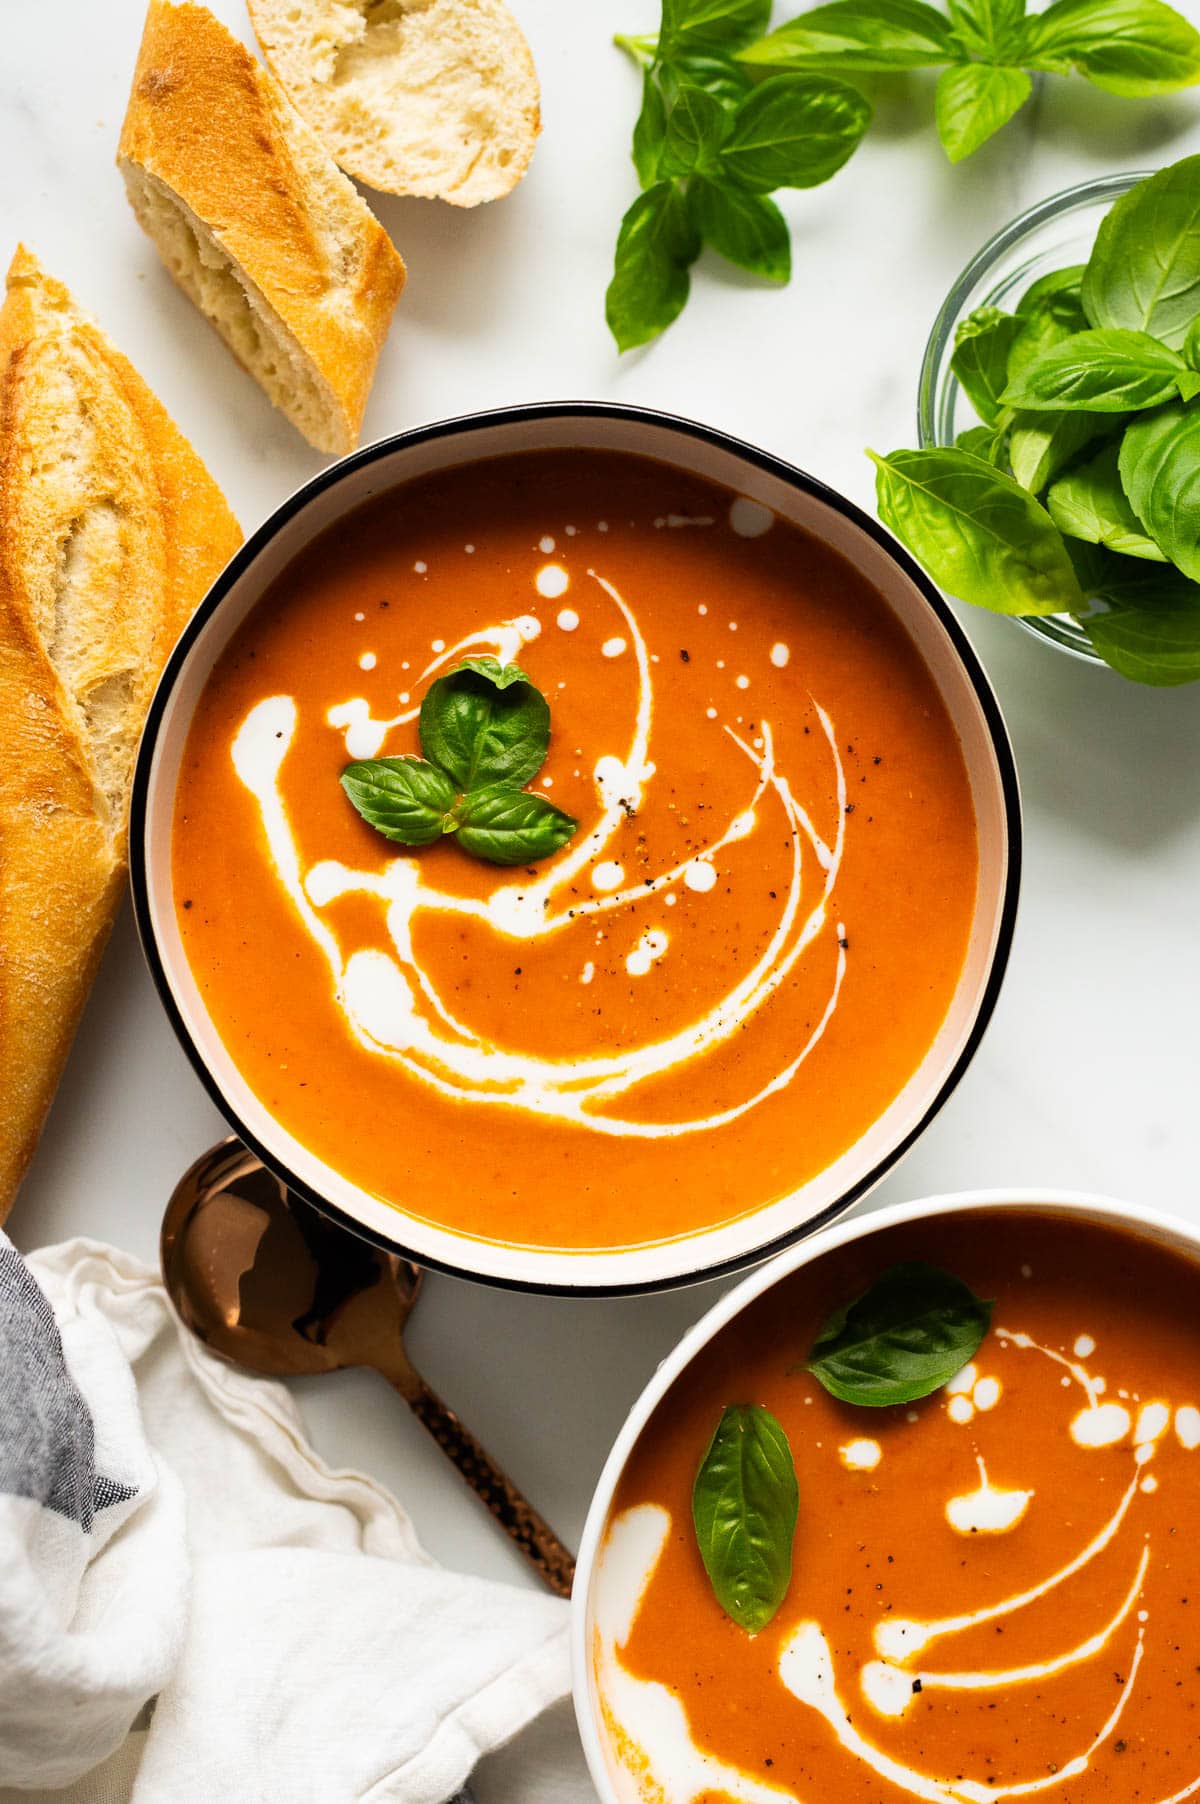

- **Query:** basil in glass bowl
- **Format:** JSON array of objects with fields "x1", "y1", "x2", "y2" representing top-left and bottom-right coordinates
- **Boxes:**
[{"x1": 916, "y1": 169, "x2": 1169, "y2": 674}]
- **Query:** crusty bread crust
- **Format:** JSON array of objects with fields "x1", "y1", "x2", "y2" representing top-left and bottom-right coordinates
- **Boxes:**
[
  {"x1": 248, "y1": 0, "x2": 540, "y2": 208},
  {"x1": 118, "y1": 0, "x2": 406, "y2": 454},
  {"x1": 0, "y1": 247, "x2": 241, "y2": 1221}
]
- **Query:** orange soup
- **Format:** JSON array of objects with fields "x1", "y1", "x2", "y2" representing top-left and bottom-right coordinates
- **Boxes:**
[
  {"x1": 172, "y1": 450, "x2": 978, "y2": 1251},
  {"x1": 594, "y1": 1212, "x2": 1200, "y2": 1802}
]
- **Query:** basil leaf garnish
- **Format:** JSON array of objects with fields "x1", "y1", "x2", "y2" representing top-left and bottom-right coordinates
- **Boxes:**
[
  {"x1": 806, "y1": 1262, "x2": 993, "y2": 1406},
  {"x1": 1001, "y1": 328, "x2": 1200, "y2": 412},
  {"x1": 1048, "y1": 440, "x2": 1168, "y2": 558},
  {"x1": 419, "y1": 659, "x2": 550, "y2": 791},
  {"x1": 692, "y1": 1404, "x2": 798, "y2": 1635},
  {"x1": 455, "y1": 785, "x2": 580, "y2": 866},
  {"x1": 950, "y1": 306, "x2": 1024, "y2": 424},
  {"x1": 340, "y1": 758, "x2": 459, "y2": 845},
  {"x1": 869, "y1": 446, "x2": 1084, "y2": 615},
  {"x1": 935, "y1": 64, "x2": 1032, "y2": 164},
  {"x1": 1119, "y1": 401, "x2": 1200, "y2": 580},
  {"x1": 1082, "y1": 157, "x2": 1200, "y2": 349},
  {"x1": 342, "y1": 659, "x2": 579, "y2": 867}
]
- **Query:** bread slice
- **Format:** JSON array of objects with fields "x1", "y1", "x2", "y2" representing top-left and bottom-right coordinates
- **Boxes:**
[
  {"x1": 0, "y1": 246, "x2": 241, "y2": 1222},
  {"x1": 247, "y1": 0, "x2": 540, "y2": 208},
  {"x1": 118, "y1": 0, "x2": 407, "y2": 455}
]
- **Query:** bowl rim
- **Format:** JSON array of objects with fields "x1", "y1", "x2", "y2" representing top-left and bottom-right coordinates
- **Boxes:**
[
  {"x1": 129, "y1": 398, "x2": 1023, "y2": 1297},
  {"x1": 570, "y1": 1183, "x2": 1200, "y2": 1799}
]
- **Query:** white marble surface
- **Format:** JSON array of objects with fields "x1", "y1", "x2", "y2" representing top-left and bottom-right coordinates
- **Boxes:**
[{"x1": 5, "y1": 0, "x2": 1200, "y2": 1795}]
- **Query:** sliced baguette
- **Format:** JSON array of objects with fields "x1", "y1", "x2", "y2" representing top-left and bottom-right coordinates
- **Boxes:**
[
  {"x1": 118, "y1": 0, "x2": 406, "y2": 455},
  {"x1": 0, "y1": 245, "x2": 241, "y2": 1222},
  {"x1": 247, "y1": 0, "x2": 540, "y2": 207}
]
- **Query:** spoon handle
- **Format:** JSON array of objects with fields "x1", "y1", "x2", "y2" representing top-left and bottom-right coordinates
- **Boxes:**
[{"x1": 399, "y1": 1374, "x2": 576, "y2": 1598}]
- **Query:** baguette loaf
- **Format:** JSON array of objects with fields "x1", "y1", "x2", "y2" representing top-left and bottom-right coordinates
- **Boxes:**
[
  {"x1": 247, "y1": 0, "x2": 540, "y2": 208},
  {"x1": 118, "y1": 0, "x2": 407, "y2": 455},
  {"x1": 0, "y1": 246, "x2": 241, "y2": 1222}
]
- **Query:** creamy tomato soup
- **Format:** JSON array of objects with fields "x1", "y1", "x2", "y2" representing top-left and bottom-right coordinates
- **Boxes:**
[
  {"x1": 172, "y1": 451, "x2": 978, "y2": 1251},
  {"x1": 594, "y1": 1213, "x2": 1200, "y2": 1803}
]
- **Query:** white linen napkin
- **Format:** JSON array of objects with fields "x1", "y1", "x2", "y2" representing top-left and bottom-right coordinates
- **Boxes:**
[{"x1": 0, "y1": 1234, "x2": 572, "y2": 1802}]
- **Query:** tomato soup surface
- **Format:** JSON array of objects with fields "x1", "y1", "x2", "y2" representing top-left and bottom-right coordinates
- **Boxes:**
[
  {"x1": 173, "y1": 451, "x2": 978, "y2": 1251},
  {"x1": 596, "y1": 1213, "x2": 1200, "y2": 1803}
]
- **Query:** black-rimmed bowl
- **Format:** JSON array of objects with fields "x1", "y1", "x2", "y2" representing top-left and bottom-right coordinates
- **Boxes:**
[{"x1": 130, "y1": 402, "x2": 1021, "y2": 1295}]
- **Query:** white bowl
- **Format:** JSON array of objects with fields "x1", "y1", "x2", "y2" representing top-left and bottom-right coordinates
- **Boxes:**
[
  {"x1": 131, "y1": 402, "x2": 1021, "y2": 1295},
  {"x1": 572, "y1": 1186, "x2": 1200, "y2": 1798}
]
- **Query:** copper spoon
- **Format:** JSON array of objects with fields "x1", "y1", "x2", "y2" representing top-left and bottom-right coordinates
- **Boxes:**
[{"x1": 161, "y1": 1138, "x2": 576, "y2": 1598}]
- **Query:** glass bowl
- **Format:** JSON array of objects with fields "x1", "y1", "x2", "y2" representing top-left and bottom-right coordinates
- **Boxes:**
[{"x1": 919, "y1": 172, "x2": 1147, "y2": 668}]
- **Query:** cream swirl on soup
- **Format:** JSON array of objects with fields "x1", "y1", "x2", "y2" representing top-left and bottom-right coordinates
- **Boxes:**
[{"x1": 229, "y1": 562, "x2": 849, "y2": 1139}]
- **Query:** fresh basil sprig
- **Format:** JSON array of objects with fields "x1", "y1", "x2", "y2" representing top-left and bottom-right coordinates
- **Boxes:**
[
  {"x1": 340, "y1": 658, "x2": 578, "y2": 867},
  {"x1": 692, "y1": 1403, "x2": 798, "y2": 1634},
  {"x1": 870, "y1": 156, "x2": 1200, "y2": 685},
  {"x1": 805, "y1": 1262, "x2": 993, "y2": 1406},
  {"x1": 609, "y1": 0, "x2": 870, "y2": 350},
  {"x1": 739, "y1": 0, "x2": 1200, "y2": 163}
]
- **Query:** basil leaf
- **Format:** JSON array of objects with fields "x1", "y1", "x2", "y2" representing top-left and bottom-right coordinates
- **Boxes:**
[
  {"x1": 722, "y1": 75, "x2": 872, "y2": 192},
  {"x1": 1022, "y1": 0, "x2": 1200, "y2": 93},
  {"x1": 340, "y1": 757, "x2": 459, "y2": 846},
  {"x1": 692, "y1": 1404, "x2": 798, "y2": 1635},
  {"x1": 947, "y1": 0, "x2": 1026, "y2": 60},
  {"x1": 632, "y1": 69, "x2": 668, "y2": 187},
  {"x1": 806, "y1": 1262, "x2": 993, "y2": 1406},
  {"x1": 1082, "y1": 157, "x2": 1200, "y2": 349},
  {"x1": 1017, "y1": 265, "x2": 1086, "y2": 315},
  {"x1": 1070, "y1": 536, "x2": 1171, "y2": 597},
  {"x1": 1008, "y1": 274, "x2": 1089, "y2": 378},
  {"x1": 1001, "y1": 328, "x2": 1200, "y2": 412},
  {"x1": 455, "y1": 785, "x2": 579, "y2": 866},
  {"x1": 1087, "y1": 596, "x2": 1200, "y2": 683},
  {"x1": 661, "y1": 50, "x2": 756, "y2": 103},
  {"x1": 956, "y1": 421, "x2": 1009, "y2": 465},
  {"x1": 951, "y1": 306, "x2": 1025, "y2": 423},
  {"x1": 691, "y1": 178, "x2": 791, "y2": 280},
  {"x1": 607, "y1": 180, "x2": 701, "y2": 351},
  {"x1": 1119, "y1": 401, "x2": 1200, "y2": 580},
  {"x1": 738, "y1": 0, "x2": 958, "y2": 71},
  {"x1": 452, "y1": 656, "x2": 531, "y2": 689},
  {"x1": 660, "y1": 84, "x2": 734, "y2": 178},
  {"x1": 420, "y1": 661, "x2": 551, "y2": 791},
  {"x1": 1009, "y1": 408, "x2": 1113, "y2": 493},
  {"x1": 935, "y1": 64, "x2": 1032, "y2": 163},
  {"x1": 1185, "y1": 313, "x2": 1200, "y2": 372},
  {"x1": 869, "y1": 446, "x2": 1085, "y2": 615},
  {"x1": 662, "y1": 0, "x2": 772, "y2": 53},
  {"x1": 1048, "y1": 441, "x2": 1168, "y2": 558}
]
